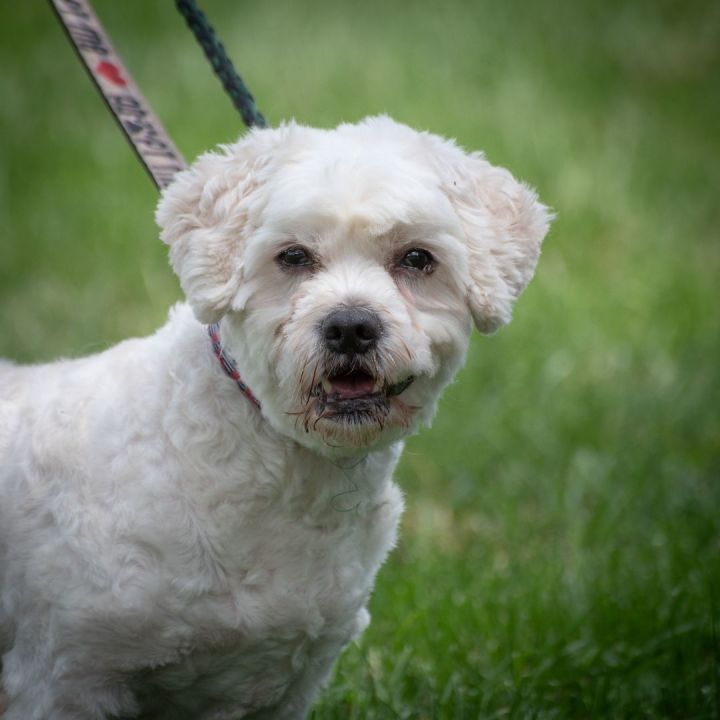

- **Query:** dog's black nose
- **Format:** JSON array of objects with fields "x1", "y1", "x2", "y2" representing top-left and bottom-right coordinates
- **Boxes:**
[{"x1": 321, "y1": 307, "x2": 382, "y2": 355}]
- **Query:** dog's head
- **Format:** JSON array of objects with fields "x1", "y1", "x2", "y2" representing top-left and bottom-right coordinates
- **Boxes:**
[{"x1": 156, "y1": 117, "x2": 550, "y2": 454}]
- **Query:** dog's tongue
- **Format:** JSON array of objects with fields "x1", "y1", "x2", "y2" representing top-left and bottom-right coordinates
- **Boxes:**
[{"x1": 329, "y1": 372, "x2": 376, "y2": 399}]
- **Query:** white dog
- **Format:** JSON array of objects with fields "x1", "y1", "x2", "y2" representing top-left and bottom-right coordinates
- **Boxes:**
[{"x1": 0, "y1": 116, "x2": 549, "y2": 719}]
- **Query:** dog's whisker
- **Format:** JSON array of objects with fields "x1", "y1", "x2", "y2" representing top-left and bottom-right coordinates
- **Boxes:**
[
  {"x1": 400, "y1": 340, "x2": 413, "y2": 365},
  {"x1": 306, "y1": 360, "x2": 323, "y2": 403},
  {"x1": 298, "y1": 355, "x2": 310, "y2": 393}
]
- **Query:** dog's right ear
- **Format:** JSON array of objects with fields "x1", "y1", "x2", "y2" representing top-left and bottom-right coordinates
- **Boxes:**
[{"x1": 156, "y1": 128, "x2": 282, "y2": 324}]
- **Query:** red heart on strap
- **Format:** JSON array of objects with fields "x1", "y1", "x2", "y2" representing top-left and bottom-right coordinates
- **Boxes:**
[{"x1": 96, "y1": 61, "x2": 127, "y2": 87}]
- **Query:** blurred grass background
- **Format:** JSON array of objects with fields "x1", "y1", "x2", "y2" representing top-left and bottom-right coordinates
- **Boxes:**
[{"x1": 1, "y1": 1, "x2": 719, "y2": 717}]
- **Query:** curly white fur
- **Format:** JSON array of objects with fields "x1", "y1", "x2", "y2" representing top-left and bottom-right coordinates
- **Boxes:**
[{"x1": 0, "y1": 116, "x2": 550, "y2": 719}]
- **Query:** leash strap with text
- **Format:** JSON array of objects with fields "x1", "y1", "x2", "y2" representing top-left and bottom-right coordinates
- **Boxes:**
[{"x1": 49, "y1": 0, "x2": 187, "y2": 189}]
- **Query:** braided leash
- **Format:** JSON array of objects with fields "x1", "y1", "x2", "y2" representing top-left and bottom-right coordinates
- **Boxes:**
[{"x1": 175, "y1": 0, "x2": 268, "y2": 130}]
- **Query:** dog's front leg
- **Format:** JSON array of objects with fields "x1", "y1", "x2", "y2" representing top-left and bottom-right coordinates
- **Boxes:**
[
  {"x1": 1, "y1": 645, "x2": 136, "y2": 720},
  {"x1": 247, "y1": 607, "x2": 371, "y2": 720},
  {"x1": 243, "y1": 654, "x2": 337, "y2": 720}
]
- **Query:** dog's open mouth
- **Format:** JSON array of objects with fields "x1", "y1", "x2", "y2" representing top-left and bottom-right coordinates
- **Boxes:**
[
  {"x1": 310, "y1": 369, "x2": 414, "y2": 424},
  {"x1": 320, "y1": 370, "x2": 413, "y2": 401},
  {"x1": 320, "y1": 370, "x2": 413, "y2": 402}
]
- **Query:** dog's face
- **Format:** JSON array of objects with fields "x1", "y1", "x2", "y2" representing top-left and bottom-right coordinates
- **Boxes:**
[{"x1": 156, "y1": 117, "x2": 550, "y2": 454}]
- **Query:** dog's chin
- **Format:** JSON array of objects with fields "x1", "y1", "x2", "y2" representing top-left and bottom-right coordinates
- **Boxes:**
[{"x1": 289, "y1": 368, "x2": 418, "y2": 450}]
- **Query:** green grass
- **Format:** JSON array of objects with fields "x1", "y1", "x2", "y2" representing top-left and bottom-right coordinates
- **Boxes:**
[{"x1": 1, "y1": 1, "x2": 719, "y2": 717}]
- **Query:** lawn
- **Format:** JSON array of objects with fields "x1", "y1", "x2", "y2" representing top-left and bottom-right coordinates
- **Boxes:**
[{"x1": 1, "y1": 1, "x2": 719, "y2": 717}]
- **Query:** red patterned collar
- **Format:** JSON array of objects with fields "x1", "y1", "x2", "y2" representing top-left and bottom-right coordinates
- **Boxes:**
[{"x1": 208, "y1": 323, "x2": 261, "y2": 410}]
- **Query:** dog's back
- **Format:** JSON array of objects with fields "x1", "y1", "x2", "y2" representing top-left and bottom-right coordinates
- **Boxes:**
[
  {"x1": 0, "y1": 360, "x2": 24, "y2": 402},
  {"x1": 0, "y1": 358, "x2": 37, "y2": 496},
  {"x1": 0, "y1": 356, "x2": 7, "y2": 706},
  {"x1": 0, "y1": 360, "x2": 25, "y2": 658},
  {"x1": 0, "y1": 360, "x2": 21, "y2": 704}
]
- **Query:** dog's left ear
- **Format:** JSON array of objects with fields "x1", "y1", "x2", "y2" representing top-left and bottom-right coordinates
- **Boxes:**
[
  {"x1": 155, "y1": 128, "x2": 282, "y2": 323},
  {"x1": 427, "y1": 138, "x2": 552, "y2": 333}
]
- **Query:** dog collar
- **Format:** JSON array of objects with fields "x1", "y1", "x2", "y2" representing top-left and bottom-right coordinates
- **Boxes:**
[{"x1": 208, "y1": 323, "x2": 262, "y2": 410}]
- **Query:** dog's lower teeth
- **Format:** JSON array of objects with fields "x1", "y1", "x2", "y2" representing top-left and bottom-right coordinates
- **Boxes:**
[{"x1": 372, "y1": 379, "x2": 383, "y2": 394}]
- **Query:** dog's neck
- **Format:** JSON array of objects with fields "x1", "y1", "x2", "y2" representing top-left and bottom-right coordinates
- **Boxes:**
[{"x1": 207, "y1": 322, "x2": 262, "y2": 410}]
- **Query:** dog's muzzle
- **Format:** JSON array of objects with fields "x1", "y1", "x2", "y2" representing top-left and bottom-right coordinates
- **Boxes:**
[{"x1": 305, "y1": 306, "x2": 414, "y2": 426}]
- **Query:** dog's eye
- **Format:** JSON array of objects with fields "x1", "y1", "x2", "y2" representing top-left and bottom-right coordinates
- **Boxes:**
[
  {"x1": 399, "y1": 248, "x2": 434, "y2": 273},
  {"x1": 277, "y1": 246, "x2": 314, "y2": 268}
]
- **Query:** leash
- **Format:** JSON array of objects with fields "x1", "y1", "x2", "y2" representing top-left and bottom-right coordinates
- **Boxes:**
[
  {"x1": 49, "y1": 0, "x2": 267, "y2": 189},
  {"x1": 175, "y1": 0, "x2": 267, "y2": 130},
  {"x1": 49, "y1": 0, "x2": 187, "y2": 189}
]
